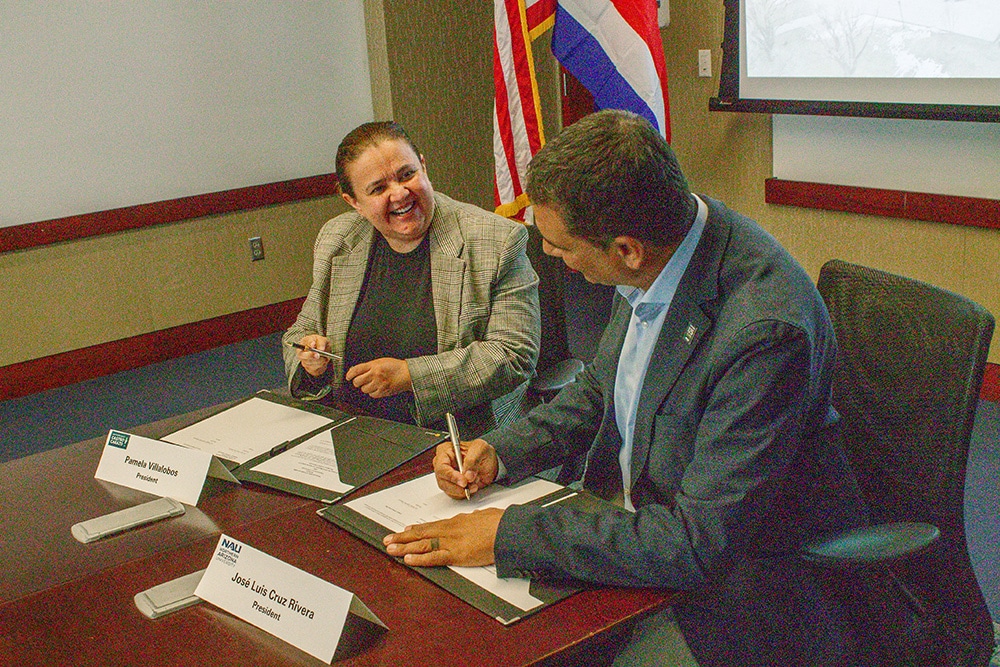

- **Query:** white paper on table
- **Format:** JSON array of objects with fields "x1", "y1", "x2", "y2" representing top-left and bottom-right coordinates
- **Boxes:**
[
  {"x1": 162, "y1": 397, "x2": 334, "y2": 465},
  {"x1": 345, "y1": 473, "x2": 562, "y2": 611},
  {"x1": 249, "y1": 429, "x2": 352, "y2": 495}
]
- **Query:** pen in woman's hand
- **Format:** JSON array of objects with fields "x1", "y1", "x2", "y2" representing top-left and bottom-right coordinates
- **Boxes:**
[
  {"x1": 287, "y1": 341, "x2": 342, "y2": 361},
  {"x1": 446, "y1": 412, "x2": 471, "y2": 500}
]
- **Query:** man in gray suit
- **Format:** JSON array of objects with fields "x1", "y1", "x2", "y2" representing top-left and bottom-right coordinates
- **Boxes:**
[{"x1": 384, "y1": 110, "x2": 877, "y2": 665}]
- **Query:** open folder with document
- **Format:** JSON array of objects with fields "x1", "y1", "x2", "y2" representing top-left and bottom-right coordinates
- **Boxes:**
[
  {"x1": 161, "y1": 390, "x2": 446, "y2": 501},
  {"x1": 320, "y1": 472, "x2": 615, "y2": 624}
]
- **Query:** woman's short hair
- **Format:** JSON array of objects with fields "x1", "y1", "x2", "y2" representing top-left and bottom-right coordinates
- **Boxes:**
[
  {"x1": 526, "y1": 109, "x2": 696, "y2": 248},
  {"x1": 335, "y1": 121, "x2": 422, "y2": 198}
]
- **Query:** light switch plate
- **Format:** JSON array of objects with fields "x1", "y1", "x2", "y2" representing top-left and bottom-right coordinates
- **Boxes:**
[
  {"x1": 698, "y1": 49, "x2": 712, "y2": 77},
  {"x1": 658, "y1": 1, "x2": 670, "y2": 27}
]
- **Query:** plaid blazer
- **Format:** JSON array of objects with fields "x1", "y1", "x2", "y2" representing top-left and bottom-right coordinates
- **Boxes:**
[{"x1": 283, "y1": 193, "x2": 540, "y2": 436}]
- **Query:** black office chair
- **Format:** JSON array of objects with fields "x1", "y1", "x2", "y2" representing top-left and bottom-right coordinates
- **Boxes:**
[
  {"x1": 800, "y1": 259, "x2": 995, "y2": 666},
  {"x1": 524, "y1": 222, "x2": 585, "y2": 402},
  {"x1": 522, "y1": 222, "x2": 587, "y2": 484}
]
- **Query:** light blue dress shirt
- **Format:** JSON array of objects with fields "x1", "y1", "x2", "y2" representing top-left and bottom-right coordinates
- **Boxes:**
[{"x1": 614, "y1": 195, "x2": 707, "y2": 511}]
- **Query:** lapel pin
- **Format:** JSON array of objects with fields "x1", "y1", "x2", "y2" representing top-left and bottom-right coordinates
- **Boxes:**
[{"x1": 683, "y1": 323, "x2": 697, "y2": 343}]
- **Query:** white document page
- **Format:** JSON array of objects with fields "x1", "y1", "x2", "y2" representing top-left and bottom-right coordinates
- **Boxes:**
[
  {"x1": 345, "y1": 473, "x2": 562, "y2": 611},
  {"x1": 249, "y1": 428, "x2": 353, "y2": 495},
  {"x1": 162, "y1": 397, "x2": 334, "y2": 465}
]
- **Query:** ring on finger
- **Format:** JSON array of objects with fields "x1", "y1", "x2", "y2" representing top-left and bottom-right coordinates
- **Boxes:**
[{"x1": 430, "y1": 537, "x2": 440, "y2": 551}]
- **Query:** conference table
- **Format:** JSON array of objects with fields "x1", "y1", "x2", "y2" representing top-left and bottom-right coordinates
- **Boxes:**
[{"x1": 0, "y1": 399, "x2": 674, "y2": 666}]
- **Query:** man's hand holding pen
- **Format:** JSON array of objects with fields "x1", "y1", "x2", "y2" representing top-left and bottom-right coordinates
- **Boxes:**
[
  {"x1": 382, "y1": 436, "x2": 503, "y2": 567},
  {"x1": 435, "y1": 436, "x2": 499, "y2": 500}
]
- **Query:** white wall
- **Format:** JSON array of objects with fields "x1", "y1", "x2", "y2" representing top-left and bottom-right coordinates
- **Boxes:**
[{"x1": 1, "y1": 1, "x2": 373, "y2": 228}]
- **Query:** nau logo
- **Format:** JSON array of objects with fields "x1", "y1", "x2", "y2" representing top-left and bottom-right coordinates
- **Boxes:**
[
  {"x1": 108, "y1": 431, "x2": 130, "y2": 449},
  {"x1": 221, "y1": 538, "x2": 242, "y2": 553},
  {"x1": 683, "y1": 324, "x2": 698, "y2": 344}
]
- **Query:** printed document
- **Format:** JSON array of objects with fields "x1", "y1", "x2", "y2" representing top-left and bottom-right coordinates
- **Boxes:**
[
  {"x1": 345, "y1": 473, "x2": 562, "y2": 611},
  {"x1": 162, "y1": 397, "x2": 334, "y2": 465},
  {"x1": 249, "y1": 428, "x2": 353, "y2": 495}
]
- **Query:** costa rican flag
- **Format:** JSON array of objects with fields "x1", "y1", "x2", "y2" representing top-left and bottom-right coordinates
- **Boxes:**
[{"x1": 553, "y1": 0, "x2": 670, "y2": 140}]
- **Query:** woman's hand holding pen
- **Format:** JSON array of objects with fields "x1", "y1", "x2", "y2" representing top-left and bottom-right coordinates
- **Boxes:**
[
  {"x1": 294, "y1": 335, "x2": 334, "y2": 377},
  {"x1": 433, "y1": 438, "x2": 498, "y2": 500},
  {"x1": 292, "y1": 337, "x2": 411, "y2": 399}
]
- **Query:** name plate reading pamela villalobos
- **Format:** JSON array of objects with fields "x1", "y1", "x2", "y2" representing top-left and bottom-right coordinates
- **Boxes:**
[
  {"x1": 195, "y1": 534, "x2": 386, "y2": 663},
  {"x1": 94, "y1": 430, "x2": 213, "y2": 506}
]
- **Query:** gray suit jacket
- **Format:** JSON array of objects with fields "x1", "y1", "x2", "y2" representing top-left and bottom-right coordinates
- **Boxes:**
[
  {"x1": 488, "y1": 198, "x2": 869, "y2": 665},
  {"x1": 283, "y1": 193, "x2": 540, "y2": 436}
]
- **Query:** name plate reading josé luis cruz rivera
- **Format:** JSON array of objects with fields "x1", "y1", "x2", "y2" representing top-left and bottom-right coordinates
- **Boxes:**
[
  {"x1": 195, "y1": 534, "x2": 385, "y2": 663},
  {"x1": 94, "y1": 430, "x2": 213, "y2": 506}
]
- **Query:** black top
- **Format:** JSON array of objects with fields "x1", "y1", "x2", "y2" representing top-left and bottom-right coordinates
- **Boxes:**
[{"x1": 334, "y1": 233, "x2": 437, "y2": 422}]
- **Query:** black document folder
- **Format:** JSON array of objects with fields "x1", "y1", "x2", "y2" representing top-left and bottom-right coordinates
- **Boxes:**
[
  {"x1": 319, "y1": 482, "x2": 606, "y2": 624},
  {"x1": 165, "y1": 390, "x2": 445, "y2": 502},
  {"x1": 234, "y1": 413, "x2": 446, "y2": 501}
]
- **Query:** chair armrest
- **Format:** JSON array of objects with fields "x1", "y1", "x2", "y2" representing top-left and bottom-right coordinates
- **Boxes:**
[
  {"x1": 531, "y1": 358, "x2": 585, "y2": 395},
  {"x1": 800, "y1": 521, "x2": 940, "y2": 568}
]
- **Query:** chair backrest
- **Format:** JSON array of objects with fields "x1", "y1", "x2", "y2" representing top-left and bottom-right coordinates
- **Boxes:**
[
  {"x1": 817, "y1": 259, "x2": 995, "y2": 664},
  {"x1": 525, "y1": 222, "x2": 570, "y2": 372}
]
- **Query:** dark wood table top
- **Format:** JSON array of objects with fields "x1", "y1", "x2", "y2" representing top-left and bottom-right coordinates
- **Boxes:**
[
  {"x1": 0, "y1": 403, "x2": 675, "y2": 666},
  {"x1": 0, "y1": 403, "x2": 310, "y2": 606}
]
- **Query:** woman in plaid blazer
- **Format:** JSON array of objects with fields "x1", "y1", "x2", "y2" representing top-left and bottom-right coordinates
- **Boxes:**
[{"x1": 282, "y1": 121, "x2": 540, "y2": 437}]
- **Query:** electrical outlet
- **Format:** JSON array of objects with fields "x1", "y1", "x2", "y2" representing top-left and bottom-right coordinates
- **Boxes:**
[
  {"x1": 698, "y1": 49, "x2": 712, "y2": 78},
  {"x1": 249, "y1": 236, "x2": 264, "y2": 261}
]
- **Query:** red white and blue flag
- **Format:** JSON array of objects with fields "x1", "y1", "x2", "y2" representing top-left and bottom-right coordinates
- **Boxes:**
[
  {"x1": 493, "y1": 0, "x2": 669, "y2": 219},
  {"x1": 552, "y1": 0, "x2": 670, "y2": 140},
  {"x1": 493, "y1": 0, "x2": 552, "y2": 219}
]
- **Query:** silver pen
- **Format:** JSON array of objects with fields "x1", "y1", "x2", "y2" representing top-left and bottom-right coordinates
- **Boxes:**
[
  {"x1": 287, "y1": 341, "x2": 342, "y2": 361},
  {"x1": 446, "y1": 412, "x2": 471, "y2": 500}
]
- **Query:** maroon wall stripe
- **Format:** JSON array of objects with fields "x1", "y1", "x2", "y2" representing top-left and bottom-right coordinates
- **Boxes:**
[
  {"x1": 0, "y1": 298, "x2": 304, "y2": 401},
  {"x1": 765, "y1": 178, "x2": 1000, "y2": 231},
  {"x1": 0, "y1": 174, "x2": 339, "y2": 254}
]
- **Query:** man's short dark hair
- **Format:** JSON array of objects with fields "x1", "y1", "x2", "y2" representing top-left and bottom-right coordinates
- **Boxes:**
[{"x1": 526, "y1": 109, "x2": 696, "y2": 247}]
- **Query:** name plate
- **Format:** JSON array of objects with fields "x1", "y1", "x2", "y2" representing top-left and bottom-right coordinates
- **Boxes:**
[
  {"x1": 195, "y1": 534, "x2": 385, "y2": 663},
  {"x1": 94, "y1": 430, "x2": 212, "y2": 506}
]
